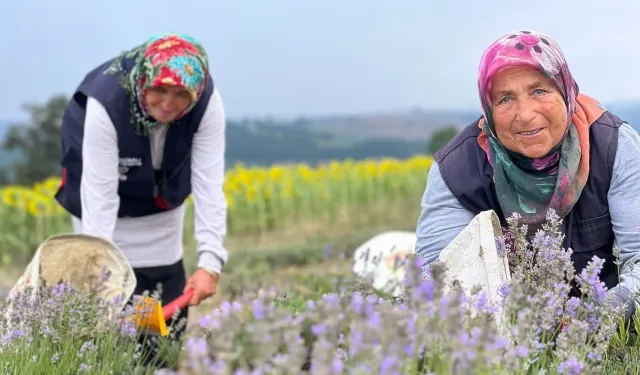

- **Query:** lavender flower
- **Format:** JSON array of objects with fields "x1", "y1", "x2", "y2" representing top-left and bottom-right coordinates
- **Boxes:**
[{"x1": 1, "y1": 208, "x2": 634, "y2": 374}]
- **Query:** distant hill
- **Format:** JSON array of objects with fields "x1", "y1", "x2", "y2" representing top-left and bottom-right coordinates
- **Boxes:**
[
  {"x1": 273, "y1": 109, "x2": 480, "y2": 142},
  {"x1": 0, "y1": 121, "x2": 21, "y2": 169},
  {"x1": 299, "y1": 102, "x2": 640, "y2": 140},
  {"x1": 225, "y1": 120, "x2": 427, "y2": 167},
  {"x1": 2, "y1": 99, "x2": 640, "y2": 177},
  {"x1": 0, "y1": 120, "x2": 12, "y2": 139},
  {"x1": 0, "y1": 118, "x2": 430, "y2": 177},
  {"x1": 603, "y1": 101, "x2": 640, "y2": 132}
]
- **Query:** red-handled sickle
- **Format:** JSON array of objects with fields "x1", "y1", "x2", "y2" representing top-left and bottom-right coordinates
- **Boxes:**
[{"x1": 162, "y1": 288, "x2": 194, "y2": 321}]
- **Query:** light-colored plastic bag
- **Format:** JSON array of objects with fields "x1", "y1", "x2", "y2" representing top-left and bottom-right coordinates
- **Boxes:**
[
  {"x1": 351, "y1": 210, "x2": 511, "y2": 337},
  {"x1": 4, "y1": 233, "x2": 137, "y2": 328},
  {"x1": 437, "y1": 210, "x2": 511, "y2": 336},
  {"x1": 352, "y1": 231, "x2": 417, "y2": 297}
]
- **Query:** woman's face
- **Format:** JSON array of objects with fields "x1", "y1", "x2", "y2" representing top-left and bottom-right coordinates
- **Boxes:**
[
  {"x1": 143, "y1": 85, "x2": 192, "y2": 123},
  {"x1": 489, "y1": 66, "x2": 568, "y2": 158}
]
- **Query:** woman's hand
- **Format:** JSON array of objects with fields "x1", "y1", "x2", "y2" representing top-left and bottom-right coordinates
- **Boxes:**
[{"x1": 184, "y1": 268, "x2": 219, "y2": 306}]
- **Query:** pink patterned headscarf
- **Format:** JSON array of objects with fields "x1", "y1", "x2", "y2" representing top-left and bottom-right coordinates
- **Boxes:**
[
  {"x1": 477, "y1": 30, "x2": 579, "y2": 138},
  {"x1": 474, "y1": 30, "x2": 605, "y2": 230}
]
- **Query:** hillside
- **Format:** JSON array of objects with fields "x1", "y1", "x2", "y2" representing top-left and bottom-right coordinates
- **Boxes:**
[
  {"x1": 266, "y1": 109, "x2": 480, "y2": 142},
  {"x1": 603, "y1": 102, "x2": 640, "y2": 128},
  {"x1": 0, "y1": 118, "x2": 430, "y2": 176},
  {"x1": 249, "y1": 101, "x2": 640, "y2": 142},
  {"x1": 2, "y1": 99, "x2": 640, "y2": 176},
  {"x1": 0, "y1": 121, "x2": 8, "y2": 137},
  {"x1": 224, "y1": 119, "x2": 427, "y2": 166},
  {"x1": 0, "y1": 121, "x2": 21, "y2": 169}
]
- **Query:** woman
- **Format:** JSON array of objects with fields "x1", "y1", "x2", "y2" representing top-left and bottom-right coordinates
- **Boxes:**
[
  {"x1": 415, "y1": 30, "x2": 640, "y2": 320},
  {"x1": 54, "y1": 33, "x2": 228, "y2": 340}
]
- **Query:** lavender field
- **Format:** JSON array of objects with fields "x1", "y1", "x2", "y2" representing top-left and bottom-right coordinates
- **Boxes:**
[{"x1": 1, "y1": 208, "x2": 640, "y2": 374}]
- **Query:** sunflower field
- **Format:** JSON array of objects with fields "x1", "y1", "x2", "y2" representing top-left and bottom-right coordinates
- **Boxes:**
[{"x1": 0, "y1": 155, "x2": 433, "y2": 264}]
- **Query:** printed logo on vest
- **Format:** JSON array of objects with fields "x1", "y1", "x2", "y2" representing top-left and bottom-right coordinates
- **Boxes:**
[{"x1": 118, "y1": 157, "x2": 143, "y2": 181}]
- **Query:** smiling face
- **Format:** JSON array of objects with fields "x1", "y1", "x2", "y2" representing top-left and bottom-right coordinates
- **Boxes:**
[
  {"x1": 143, "y1": 84, "x2": 192, "y2": 123},
  {"x1": 489, "y1": 66, "x2": 568, "y2": 159}
]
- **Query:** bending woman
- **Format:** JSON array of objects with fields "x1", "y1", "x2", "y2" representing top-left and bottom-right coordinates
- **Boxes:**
[
  {"x1": 416, "y1": 30, "x2": 640, "y2": 320},
  {"x1": 55, "y1": 33, "x2": 228, "y2": 338}
]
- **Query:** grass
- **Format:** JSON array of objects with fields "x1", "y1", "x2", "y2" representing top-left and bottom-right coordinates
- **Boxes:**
[
  {"x1": 5, "y1": 192, "x2": 640, "y2": 373},
  {"x1": 0, "y1": 195, "x2": 421, "y2": 331},
  {"x1": 4, "y1": 230, "x2": 640, "y2": 373},
  {"x1": 0, "y1": 192, "x2": 422, "y2": 374},
  {"x1": 0, "y1": 224, "x2": 383, "y2": 374}
]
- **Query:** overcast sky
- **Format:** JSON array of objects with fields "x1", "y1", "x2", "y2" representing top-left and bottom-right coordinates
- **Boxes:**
[{"x1": 1, "y1": 1, "x2": 639, "y2": 121}]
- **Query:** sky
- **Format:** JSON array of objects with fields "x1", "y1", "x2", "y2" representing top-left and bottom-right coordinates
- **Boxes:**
[{"x1": 1, "y1": 1, "x2": 639, "y2": 121}]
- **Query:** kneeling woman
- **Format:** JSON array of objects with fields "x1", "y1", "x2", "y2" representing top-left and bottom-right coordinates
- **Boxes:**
[{"x1": 415, "y1": 30, "x2": 640, "y2": 320}]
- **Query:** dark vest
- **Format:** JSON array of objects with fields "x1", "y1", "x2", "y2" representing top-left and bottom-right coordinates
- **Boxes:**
[
  {"x1": 55, "y1": 55, "x2": 214, "y2": 218},
  {"x1": 434, "y1": 112, "x2": 622, "y2": 294}
]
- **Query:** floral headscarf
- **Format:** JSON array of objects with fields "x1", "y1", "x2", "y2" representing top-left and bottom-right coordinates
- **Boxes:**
[
  {"x1": 107, "y1": 33, "x2": 210, "y2": 134},
  {"x1": 476, "y1": 30, "x2": 605, "y2": 230}
]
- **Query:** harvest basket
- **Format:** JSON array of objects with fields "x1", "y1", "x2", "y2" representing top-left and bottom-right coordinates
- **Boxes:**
[{"x1": 4, "y1": 233, "x2": 137, "y2": 326}]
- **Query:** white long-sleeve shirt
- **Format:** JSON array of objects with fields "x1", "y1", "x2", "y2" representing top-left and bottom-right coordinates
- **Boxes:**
[{"x1": 71, "y1": 88, "x2": 228, "y2": 273}]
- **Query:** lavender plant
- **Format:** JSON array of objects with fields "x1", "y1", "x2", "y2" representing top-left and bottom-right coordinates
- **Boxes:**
[
  {"x1": 1, "y1": 208, "x2": 635, "y2": 374},
  {"x1": 175, "y1": 209, "x2": 628, "y2": 375},
  {"x1": 0, "y1": 274, "x2": 182, "y2": 374}
]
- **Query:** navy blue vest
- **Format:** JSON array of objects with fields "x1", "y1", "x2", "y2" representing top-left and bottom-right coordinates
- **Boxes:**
[
  {"x1": 434, "y1": 112, "x2": 622, "y2": 293},
  {"x1": 55, "y1": 55, "x2": 214, "y2": 218}
]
